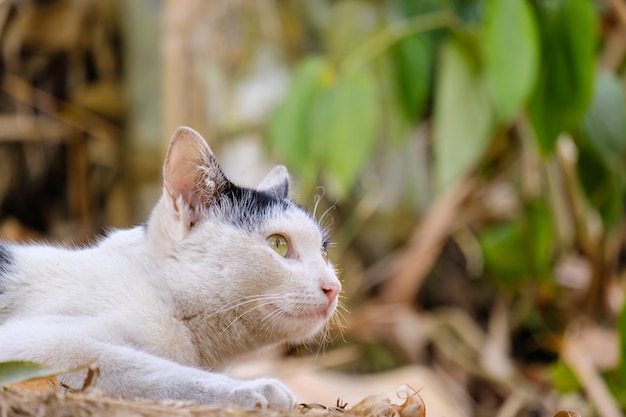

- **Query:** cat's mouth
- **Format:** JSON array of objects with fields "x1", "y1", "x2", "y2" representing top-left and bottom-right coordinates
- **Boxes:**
[{"x1": 266, "y1": 303, "x2": 331, "y2": 322}]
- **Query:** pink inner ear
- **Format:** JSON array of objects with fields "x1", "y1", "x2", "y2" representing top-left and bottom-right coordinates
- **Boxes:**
[
  {"x1": 166, "y1": 163, "x2": 202, "y2": 209},
  {"x1": 163, "y1": 127, "x2": 215, "y2": 215}
]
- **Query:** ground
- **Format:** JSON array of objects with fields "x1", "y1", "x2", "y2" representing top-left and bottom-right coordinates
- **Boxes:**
[{"x1": 0, "y1": 375, "x2": 426, "y2": 417}]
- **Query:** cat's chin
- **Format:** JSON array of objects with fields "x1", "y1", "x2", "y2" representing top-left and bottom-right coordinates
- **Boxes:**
[
  {"x1": 268, "y1": 303, "x2": 328, "y2": 320},
  {"x1": 265, "y1": 303, "x2": 334, "y2": 335}
]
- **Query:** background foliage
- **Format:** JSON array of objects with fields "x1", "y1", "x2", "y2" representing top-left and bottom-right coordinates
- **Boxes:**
[
  {"x1": 1, "y1": 0, "x2": 626, "y2": 416},
  {"x1": 267, "y1": 0, "x2": 626, "y2": 415}
]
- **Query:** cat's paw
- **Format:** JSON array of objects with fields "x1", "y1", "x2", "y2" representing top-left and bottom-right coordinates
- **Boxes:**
[{"x1": 223, "y1": 378, "x2": 296, "y2": 410}]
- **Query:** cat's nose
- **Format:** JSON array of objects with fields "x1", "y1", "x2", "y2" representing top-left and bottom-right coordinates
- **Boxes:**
[{"x1": 321, "y1": 279, "x2": 341, "y2": 302}]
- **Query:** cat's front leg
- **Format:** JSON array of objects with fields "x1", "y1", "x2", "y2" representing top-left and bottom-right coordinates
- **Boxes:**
[
  {"x1": 141, "y1": 366, "x2": 296, "y2": 408},
  {"x1": 189, "y1": 376, "x2": 296, "y2": 409},
  {"x1": 0, "y1": 317, "x2": 295, "y2": 409},
  {"x1": 82, "y1": 351, "x2": 297, "y2": 409}
]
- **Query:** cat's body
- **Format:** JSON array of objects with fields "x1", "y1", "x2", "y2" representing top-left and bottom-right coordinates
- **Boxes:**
[{"x1": 0, "y1": 127, "x2": 341, "y2": 409}]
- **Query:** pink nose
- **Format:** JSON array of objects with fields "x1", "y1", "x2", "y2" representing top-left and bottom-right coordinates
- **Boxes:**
[{"x1": 321, "y1": 279, "x2": 342, "y2": 302}]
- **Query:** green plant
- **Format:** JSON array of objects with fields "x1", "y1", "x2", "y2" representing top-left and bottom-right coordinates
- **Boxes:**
[
  {"x1": 267, "y1": 0, "x2": 626, "y2": 409},
  {"x1": 0, "y1": 361, "x2": 61, "y2": 387}
]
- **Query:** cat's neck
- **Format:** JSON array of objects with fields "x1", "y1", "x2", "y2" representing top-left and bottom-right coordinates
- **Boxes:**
[{"x1": 179, "y1": 311, "x2": 276, "y2": 369}]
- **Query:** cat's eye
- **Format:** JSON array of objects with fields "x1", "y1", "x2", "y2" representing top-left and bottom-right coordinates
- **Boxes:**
[
  {"x1": 321, "y1": 247, "x2": 329, "y2": 263},
  {"x1": 267, "y1": 234, "x2": 289, "y2": 257}
]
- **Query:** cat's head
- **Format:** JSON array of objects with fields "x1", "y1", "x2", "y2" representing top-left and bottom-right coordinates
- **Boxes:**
[{"x1": 148, "y1": 127, "x2": 342, "y2": 346}]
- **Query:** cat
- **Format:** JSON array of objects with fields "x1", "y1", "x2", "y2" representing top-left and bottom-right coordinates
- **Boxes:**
[{"x1": 0, "y1": 126, "x2": 342, "y2": 410}]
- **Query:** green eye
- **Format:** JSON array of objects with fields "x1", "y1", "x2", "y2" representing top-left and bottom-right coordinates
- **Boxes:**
[
  {"x1": 321, "y1": 247, "x2": 329, "y2": 263},
  {"x1": 267, "y1": 234, "x2": 289, "y2": 257}
]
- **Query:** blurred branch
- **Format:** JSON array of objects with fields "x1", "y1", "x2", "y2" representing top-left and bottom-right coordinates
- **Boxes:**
[
  {"x1": 554, "y1": 137, "x2": 611, "y2": 318},
  {"x1": 600, "y1": 0, "x2": 626, "y2": 70},
  {"x1": 378, "y1": 179, "x2": 475, "y2": 304},
  {"x1": 607, "y1": 0, "x2": 626, "y2": 28},
  {"x1": 0, "y1": 114, "x2": 72, "y2": 142},
  {"x1": 340, "y1": 10, "x2": 455, "y2": 74},
  {"x1": 161, "y1": 0, "x2": 203, "y2": 146},
  {"x1": 0, "y1": 74, "x2": 119, "y2": 143},
  {"x1": 562, "y1": 324, "x2": 623, "y2": 417}
]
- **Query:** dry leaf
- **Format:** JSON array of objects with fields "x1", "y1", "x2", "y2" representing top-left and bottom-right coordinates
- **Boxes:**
[
  {"x1": 349, "y1": 386, "x2": 425, "y2": 417},
  {"x1": 6, "y1": 377, "x2": 57, "y2": 392},
  {"x1": 553, "y1": 411, "x2": 582, "y2": 417},
  {"x1": 350, "y1": 393, "x2": 395, "y2": 417}
]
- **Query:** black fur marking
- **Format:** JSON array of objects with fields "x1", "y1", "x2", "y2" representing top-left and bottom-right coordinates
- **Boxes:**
[
  {"x1": 0, "y1": 243, "x2": 12, "y2": 293},
  {"x1": 218, "y1": 182, "x2": 302, "y2": 229}
]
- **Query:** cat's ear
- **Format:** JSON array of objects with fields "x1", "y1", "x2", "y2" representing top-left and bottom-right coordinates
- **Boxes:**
[
  {"x1": 257, "y1": 165, "x2": 290, "y2": 199},
  {"x1": 163, "y1": 126, "x2": 228, "y2": 224}
]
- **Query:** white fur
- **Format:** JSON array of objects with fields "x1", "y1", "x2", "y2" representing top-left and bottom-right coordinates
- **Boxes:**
[{"x1": 0, "y1": 127, "x2": 341, "y2": 410}]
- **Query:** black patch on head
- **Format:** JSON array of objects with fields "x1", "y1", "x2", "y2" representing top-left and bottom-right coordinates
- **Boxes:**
[
  {"x1": 0, "y1": 243, "x2": 13, "y2": 293},
  {"x1": 217, "y1": 181, "x2": 299, "y2": 229}
]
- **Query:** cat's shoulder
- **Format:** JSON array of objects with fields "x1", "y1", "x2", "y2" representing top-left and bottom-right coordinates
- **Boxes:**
[
  {"x1": 0, "y1": 242, "x2": 12, "y2": 271},
  {"x1": 96, "y1": 226, "x2": 147, "y2": 251},
  {"x1": 0, "y1": 242, "x2": 12, "y2": 291}
]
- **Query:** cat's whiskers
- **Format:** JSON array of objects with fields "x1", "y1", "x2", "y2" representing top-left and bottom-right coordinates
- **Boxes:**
[
  {"x1": 311, "y1": 188, "x2": 337, "y2": 238},
  {"x1": 220, "y1": 302, "x2": 277, "y2": 334},
  {"x1": 331, "y1": 305, "x2": 348, "y2": 341},
  {"x1": 310, "y1": 321, "x2": 334, "y2": 354},
  {"x1": 314, "y1": 297, "x2": 349, "y2": 351},
  {"x1": 318, "y1": 206, "x2": 335, "y2": 234},
  {"x1": 256, "y1": 305, "x2": 289, "y2": 336},
  {"x1": 217, "y1": 293, "x2": 293, "y2": 334},
  {"x1": 204, "y1": 294, "x2": 287, "y2": 320},
  {"x1": 209, "y1": 288, "x2": 347, "y2": 352},
  {"x1": 312, "y1": 189, "x2": 324, "y2": 219}
]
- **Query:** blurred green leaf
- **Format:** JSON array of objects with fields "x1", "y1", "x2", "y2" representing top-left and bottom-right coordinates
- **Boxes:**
[
  {"x1": 581, "y1": 70, "x2": 626, "y2": 165},
  {"x1": 482, "y1": 0, "x2": 538, "y2": 123},
  {"x1": 391, "y1": 34, "x2": 433, "y2": 122},
  {"x1": 576, "y1": 144, "x2": 624, "y2": 227},
  {"x1": 309, "y1": 67, "x2": 379, "y2": 198},
  {"x1": 479, "y1": 220, "x2": 527, "y2": 285},
  {"x1": 549, "y1": 361, "x2": 581, "y2": 393},
  {"x1": 527, "y1": 200, "x2": 555, "y2": 279},
  {"x1": 269, "y1": 56, "x2": 378, "y2": 200},
  {"x1": 528, "y1": 0, "x2": 597, "y2": 155},
  {"x1": 603, "y1": 369, "x2": 626, "y2": 410},
  {"x1": 0, "y1": 361, "x2": 60, "y2": 386},
  {"x1": 576, "y1": 70, "x2": 626, "y2": 227},
  {"x1": 433, "y1": 38, "x2": 494, "y2": 190},
  {"x1": 268, "y1": 57, "x2": 333, "y2": 182},
  {"x1": 479, "y1": 200, "x2": 554, "y2": 286}
]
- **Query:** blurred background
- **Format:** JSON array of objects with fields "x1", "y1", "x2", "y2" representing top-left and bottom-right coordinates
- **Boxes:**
[{"x1": 1, "y1": 0, "x2": 625, "y2": 416}]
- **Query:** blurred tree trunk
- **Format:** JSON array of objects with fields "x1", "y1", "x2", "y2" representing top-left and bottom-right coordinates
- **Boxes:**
[{"x1": 162, "y1": 0, "x2": 209, "y2": 151}]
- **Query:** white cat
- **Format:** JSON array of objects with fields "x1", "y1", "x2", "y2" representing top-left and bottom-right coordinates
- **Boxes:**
[{"x1": 0, "y1": 127, "x2": 342, "y2": 410}]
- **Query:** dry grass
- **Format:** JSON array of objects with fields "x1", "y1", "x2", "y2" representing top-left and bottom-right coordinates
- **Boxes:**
[
  {"x1": 0, "y1": 378, "x2": 427, "y2": 417},
  {"x1": 0, "y1": 389, "x2": 335, "y2": 417}
]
